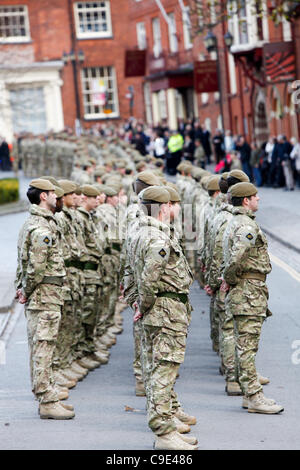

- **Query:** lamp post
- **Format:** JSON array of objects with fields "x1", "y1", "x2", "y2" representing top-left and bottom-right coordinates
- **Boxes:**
[
  {"x1": 204, "y1": 30, "x2": 224, "y2": 131},
  {"x1": 62, "y1": 50, "x2": 85, "y2": 134}
]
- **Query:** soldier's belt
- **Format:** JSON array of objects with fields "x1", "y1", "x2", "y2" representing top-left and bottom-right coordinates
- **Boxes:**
[
  {"x1": 42, "y1": 276, "x2": 64, "y2": 286},
  {"x1": 112, "y1": 243, "x2": 121, "y2": 252},
  {"x1": 83, "y1": 262, "x2": 99, "y2": 271},
  {"x1": 240, "y1": 272, "x2": 266, "y2": 282},
  {"x1": 157, "y1": 292, "x2": 188, "y2": 304},
  {"x1": 65, "y1": 259, "x2": 85, "y2": 270}
]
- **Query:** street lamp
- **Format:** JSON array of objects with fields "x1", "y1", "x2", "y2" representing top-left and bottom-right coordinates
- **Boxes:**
[
  {"x1": 204, "y1": 30, "x2": 217, "y2": 53},
  {"x1": 204, "y1": 30, "x2": 224, "y2": 131},
  {"x1": 224, "y1": 31, "x2": 234, "y2": 50},
  {"x1": 62, "y1": 50, "x2": 85, "y2": 134}
]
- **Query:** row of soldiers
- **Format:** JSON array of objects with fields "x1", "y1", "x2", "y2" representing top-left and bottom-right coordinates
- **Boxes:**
[
  {"x1": 14, "y1": 131, "x2": 149, "y2": 179},
  {"x1": 15, "y1": 136, "x2": 284, "y2": 448},
  {"x1": 120, "y1": 160, "x2": 284, "y2": 450}
]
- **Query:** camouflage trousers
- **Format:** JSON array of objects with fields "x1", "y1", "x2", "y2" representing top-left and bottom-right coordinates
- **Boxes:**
[
  {"x1": 133, "y1": 319, "x2": 143, "y2": 384},
  {"x1": 210, "y1": 294, "x2": 219, "y2": 353},
  {"x1": 53, "y1": 300, "x2": 75, "y2": 371},
  {"x1": 234, "y1": 315, "x2": 264, "y2": 397},
  {"x1": 79, "y1": 282, "x2": 101, "y2": 357},
  {"x1": 142, "y1": 324, "x2": 186, "y2": 436},
  {"x1": 94, "y1": 283, "x2": 115, "y2": 339},
  {"x1": 216, "y1": 289, "x2": 236, "y2": 382},
  {"x1": 25, "y1": 307, "x2": 61, "y2": 404}
]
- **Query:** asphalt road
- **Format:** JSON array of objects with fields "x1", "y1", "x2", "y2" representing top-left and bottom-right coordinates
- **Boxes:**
[
  {"x1": 1, "y1": 175, "x2": 300, "y2": 450},
  {"x1": 1, "y1": 258, "x2": 300, "y2": 450}
]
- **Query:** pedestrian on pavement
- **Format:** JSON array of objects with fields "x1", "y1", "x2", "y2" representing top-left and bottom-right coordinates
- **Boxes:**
[
  {"x1": 290, "y1": 137, "x2": 300, "y2": 187},
  {"x1": 166, "y1": 130, "x2": 184, "y2": 176},
  {"x1": 281, "y1": 135, "x2": 294, "y2": 191},
  {"x1": 250, "y1": 141, "x2": 262, "y2": 187},
  {"x1": 0, "y1": 136, "x2": 11, "y2": 171},
  {"x1": 222, "y1": 182, "x2": 284, "y2": 415},
  {"x1": 235, "y1": 136, "x2": 252, "y2": 182},
  {"x1": 213, "y1": 129, "x2": 225, "y2": 165}
]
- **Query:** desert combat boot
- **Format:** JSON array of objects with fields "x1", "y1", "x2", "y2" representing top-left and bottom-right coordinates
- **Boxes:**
[
  {"x1": 247, "y1": 392, "x2": 284, "y2": 414},
  {"x1": 39, "y1": 401, "x2": 75, "y2": 419}
]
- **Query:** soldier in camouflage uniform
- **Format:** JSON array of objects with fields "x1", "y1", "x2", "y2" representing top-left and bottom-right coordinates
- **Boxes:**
[
  {"x1": 76, "y1": 184, "x2": 104, "y2": 371},
  {"x1": 54, "y1": 180, "x2": 90, "y2": 384},
  {"x1": 122, "y1": 171, "x2": 161, "y2": 397},
  {"x1": 222, "y1": 182, "x2": 284, "y2": 414},
  {"x1": 198, "y1": 175, "x2": 221, "y2": 353},
  {"x1": 15, "y1": 179, "x2": 74, "y2": 419},
  {"x1": 127, "y1": 186, "x2": 197, "y2": 450}
]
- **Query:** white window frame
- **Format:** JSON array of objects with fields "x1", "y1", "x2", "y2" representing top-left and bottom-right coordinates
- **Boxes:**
[
  {"x1": 143, "y1": 82, "x2": 152, "y2": 125},
  {"x1": 152, "y1": 17, "x2": 162, "y2": 58},
  {"x1": 0, "y1": 5, "x2": 30, "y2": 43},
  {"x1": 182, "y1": 6, "x2": 192, "y2": 50},
  {"x1": 158, "y1": 89, "x2": 167, "y2": 120},
  {"x1": 228, "y1": 0, "x2": 269, "y2": 48},
  {"x1": 74, "y1": 1, "x2": 112, "y2": 39},
  {"x1": 168, "y1": 12, "x2": 178, "y2": 54},
  {"x1": 81, "y1": 66, "x2": 119, "y2": 120},
  {"x1": 136, "y1": 21, "x2": 147, "y2": 50}
]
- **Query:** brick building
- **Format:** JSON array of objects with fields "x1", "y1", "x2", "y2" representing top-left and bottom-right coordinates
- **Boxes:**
[
  {"x1": 0, "y1": 0, "x2": 138, "y2": 141},
  {"x1": 127, "y1": 0, "x2": 300, "y2": 142},
  {"x1": 1, "y1": 0, "x2": 300, "y2": 143}
]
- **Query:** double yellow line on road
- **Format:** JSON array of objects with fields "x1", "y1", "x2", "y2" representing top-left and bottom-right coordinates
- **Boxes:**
[{"x1": 269, "y1": 252, "x2": 300, "y2": 283}]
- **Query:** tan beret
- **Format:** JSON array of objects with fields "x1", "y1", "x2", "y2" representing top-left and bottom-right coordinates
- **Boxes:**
[
  {"x1": 74, "y1": 184, "x2": 82, "y2": 195},
  {"x1": 29, "y1": 179, "x2": 55, "y2": 191},
  {"x1": 136, "y1": 161, "x2": 147, "y2": 171},
  {"x1": 94, "y1": 183, "x2": 106, "y2": 193},
  {"x1": 141, "y1": 186, "x2": 170, "y2": 204},
  {"x1": 166, "y1": 182, "x2": 179, "y2": 191},
  {"x1": 81, "y1": 184, "x2": 100, "y2": 197},
  {"x1": 102, "y1": 186, "x2": 118, "y2": 197},
  {"x1": 40, "y1": 176, "x2": 60, "y2": 187},
  {"x1": 220, "y1": 172, "x2": 229, "y2": 180},
  {"x1": 107, "y1": 182, "x2": 122, "y2": 194},
  {"x1": 229, "y1": 182, "x2": 257, "y2": 198},
  {"x1": 94, "y1": 168, "x2": 106, "y2": 177},
  {"x1": 228, "y1": 169, "x2": 250, "y2": 183},
  {"x1": 58, "y1": 179, "x2": 77, "y2": 195},
  {"x1": 165, "y1": 186, "x2": 181, "y2": 202},
  {"x1": 136, "y1": 170, "x2": 160, "y2": 186},
  {"x1": 201, "y1": 175, "x2": 211, "y2": 189},
  {"x1": 54, "y1": 185, "x2": 64, "y2": 198},
  {"x1": 207, "y1": 175, "x2": 221, "y2": 191}
]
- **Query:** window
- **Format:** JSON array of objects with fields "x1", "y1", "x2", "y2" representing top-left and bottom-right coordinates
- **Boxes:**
[
  {"x1": 182, "y1": 6, "x2": 192, "y2": 49},
  {"x1": 168, "y1": 12, "x2": 178, "y2": 54},
  {"x1": 143, "y1": 83, "x2": 152, "y2": 125},
  {"x1": 74, "y1": 1, "x2": 112, "y2": 39},
  {"x1": 238, "y1": 0, "x2": 248, "y2": 44},
  {"x1": 152, "y1": 17, "x2": 162, "y2": 58},
  {"x1": 10, "y1": 87, "x2": 47, "y2": 134},
  {"x1": 158, "y1": 90, "x2": 167, "y2": 120},
  {"x1": 136, "y1": 21, "x2": 147, "y2": 50},
  {"x1": 81, "y1": 66, "x2": 119, "y2": 119},
  {"x1": 0, "y1": 5, "x2": 30, "y2": 42}
]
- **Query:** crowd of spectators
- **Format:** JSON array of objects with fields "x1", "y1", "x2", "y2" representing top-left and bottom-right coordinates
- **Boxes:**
[{"x1": 102, "y1": 117, "x2": 300, "y2": 192}]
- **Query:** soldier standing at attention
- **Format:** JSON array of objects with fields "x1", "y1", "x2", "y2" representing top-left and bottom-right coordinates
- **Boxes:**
[
  {"x1": 16, "y1": 179, "x2": 75, "y2": 419},
  {"x1": 222, "y1": 182, "x2": 284, "y2": 414},
  {"x1": 132, "y1": 186, "x2": 197, "y2": 450}
]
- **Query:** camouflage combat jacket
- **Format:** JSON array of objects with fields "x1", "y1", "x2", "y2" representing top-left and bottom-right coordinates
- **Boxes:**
[
  {"x1": 207, "y1": 203, "x2": 234, "y2": 291},
  {"x1": 223, "y1": 206, "x2": 272, "y2": 316},
  {"x1": 17, "y1": 205, "x2": 66, "y2": 310},
  {"x1": 133, "y1": 216, "x2": 193, "y2": 332}
]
